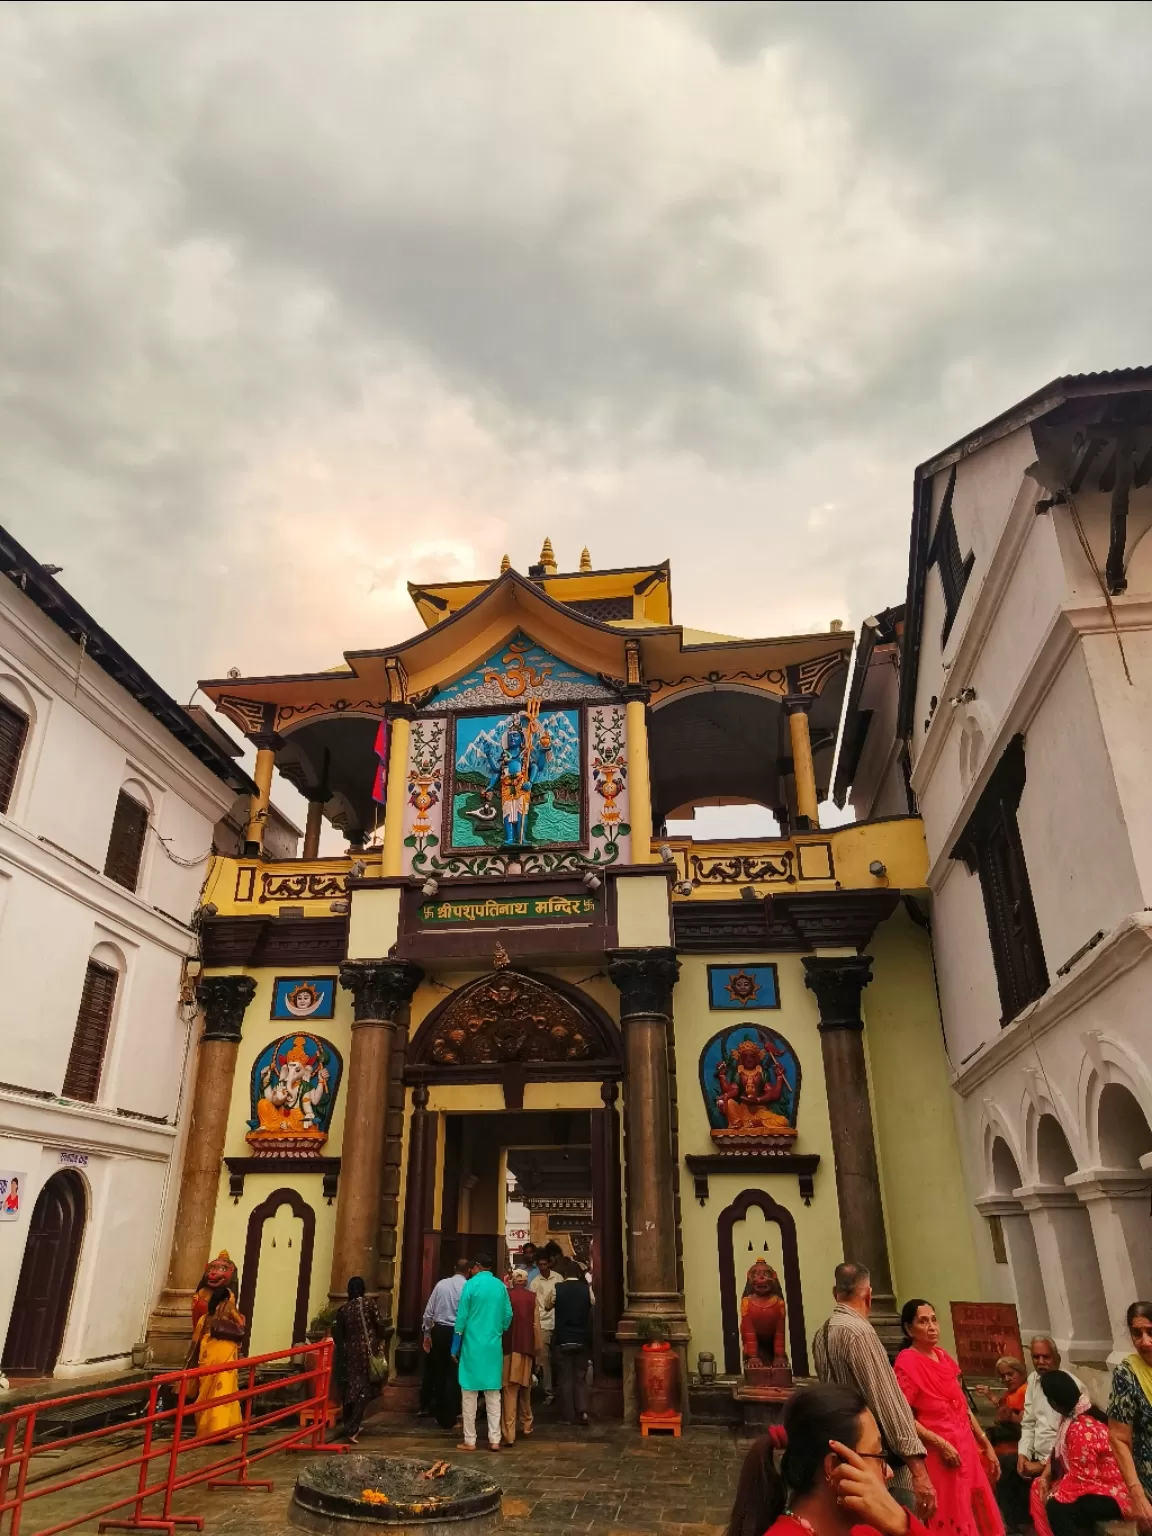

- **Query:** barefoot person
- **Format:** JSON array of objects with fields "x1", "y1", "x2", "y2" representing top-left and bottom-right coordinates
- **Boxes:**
[
  {"x1": 894, "y1": 1299, "x2": 1002, "y2": 1536},
  {"x1": 451, "y1": 1255, "x2": 511, "y2": 1453},
  {"x1": 726, "y1": 1380, "x2": 932, "y2": 1536}
]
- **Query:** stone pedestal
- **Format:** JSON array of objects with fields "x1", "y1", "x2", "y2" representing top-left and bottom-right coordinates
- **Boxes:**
[
  {"x1": 329, "y1": 961, "x2": 423, "y2": 1306},
  {"x1": 147, "y1": 974, "x2": 256, "y2": 1364}
]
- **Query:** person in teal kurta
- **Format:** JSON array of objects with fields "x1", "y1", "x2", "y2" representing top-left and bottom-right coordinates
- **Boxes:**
[{"x1": 451, "y1": 1255, "x2": 513, "y2": 1451}]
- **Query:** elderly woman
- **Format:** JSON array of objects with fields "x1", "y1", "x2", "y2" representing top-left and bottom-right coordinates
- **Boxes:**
[
  {"x1": 974, "y1": 1359, "x2": 1030, "y2": 1533},
  {"x1": 501, "y1": 1269, "x2": 540, "y2": 1445},
  {"x1": 894, "y1": 1299, "x2": 1003, "y2": 1536},
  {"x1": 1038, "y1": 1370, "x2": 1130, "y2": 1536},
  {"x1": 1108, "y1": 1300, "x2": 1152, "y2": 1530}
]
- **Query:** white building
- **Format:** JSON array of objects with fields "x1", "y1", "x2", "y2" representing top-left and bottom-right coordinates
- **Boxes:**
[
  {"x1": 0, "y1": 524, "x2": 256, "y2": 1379},
  {"x1": 841, "y1": 369, "x2": 1152, "y2": 1387}
]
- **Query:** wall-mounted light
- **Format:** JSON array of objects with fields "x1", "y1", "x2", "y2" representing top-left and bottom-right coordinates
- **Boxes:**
[
  {"x1": 658, "y1": 843, "x2": 675, "y2": 864},
  {"x1": 674, "y1": 879, "x2": 693, "y2": 897}
]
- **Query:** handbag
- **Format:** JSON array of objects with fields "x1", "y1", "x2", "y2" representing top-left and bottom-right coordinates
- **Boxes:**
[
  {"x1": 357, "y1": 1299, "x2": 388, "y2": 1384},
  {"x1": 210, "y1": 1314, "x2": 245, "y2": 1343}
]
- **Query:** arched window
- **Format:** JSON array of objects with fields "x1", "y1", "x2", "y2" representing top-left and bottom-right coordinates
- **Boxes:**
[
  {"x1": 103, "y1": 780, "x2": 151, "y2": 893},
  {"x1": 61, "y1": 943, "x2": 125, "y2": 1103},
  {"x1": 0, "y1": 674, "x2": 36, "y2": 818}
]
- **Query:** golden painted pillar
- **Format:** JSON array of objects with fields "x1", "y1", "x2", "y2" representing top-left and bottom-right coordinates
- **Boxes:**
[
  {"x1": 330, "y1": 960, "x2": 423, "y2": 1303},
  {"x1": 146, "y1": 974, "x2": 256, "y2": 1364},
  {"x1": 380, "y1": 707, "x2": 415, "y2": 877},
  {"x1": 244, "y1": 733, "x2": 281, "y2": 855},
  {"x1": 302, "y1": 796, "x2": 325, "y2": 860},
  {"x1": 784, "y1": 695, "x2": 819, "y2": 830},
  {"x1": 624, "y1": 689, "x2": 654, "y2": 862}
]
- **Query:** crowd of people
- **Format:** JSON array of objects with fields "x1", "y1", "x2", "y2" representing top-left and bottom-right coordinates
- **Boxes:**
[
  {"x1": 317, "y1": 1243, "x2": 1152, "y2": 1536},
  {"x1": 731, "y1": 1265, "x2": 1152, "y2": 1536}
]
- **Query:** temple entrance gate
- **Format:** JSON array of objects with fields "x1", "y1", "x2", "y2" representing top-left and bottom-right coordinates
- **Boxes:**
[{"x1": 392, "y1": 966, "x2": 625, "y2": 1413}]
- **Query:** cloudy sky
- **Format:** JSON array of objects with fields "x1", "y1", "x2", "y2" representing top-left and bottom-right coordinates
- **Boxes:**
[{"x1": 4, "y1": 0, "x2": 1152, "y2": 710}]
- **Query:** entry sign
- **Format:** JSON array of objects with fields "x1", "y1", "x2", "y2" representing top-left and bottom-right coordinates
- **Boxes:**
[
  {"x1": 0, "y1": 1171, "x2": 24, "y2": 1221},
  {"x1": 951, "y1": 1301, "x2": 1023, "y2": 1379}
]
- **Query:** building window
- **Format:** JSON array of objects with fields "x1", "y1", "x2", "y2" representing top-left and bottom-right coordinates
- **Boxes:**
[
  {"x1": 564, "y1": 596, "x2": 634, "y2": 622},
  {"x1": 988, "y1": 1214, "x2": 1008, "y2": 1265},
  {"x1": 952, "y1": 735, "x2": 1049, "y2": 1024},
  {"x1": 0, "y1": 698, "x2": 29, "y2": 815},
  {"x1": 62, "y1": 960, "x2": 119, "y2": 1102},
  {"x1": 104, "y1": 790, "x2": 149, "y2": 892},
  {"x1": 929, "y1": 466, "x2": 974, "y2": 645}
]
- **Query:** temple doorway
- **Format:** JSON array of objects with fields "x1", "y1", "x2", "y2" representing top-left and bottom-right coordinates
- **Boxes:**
[{"x1": 2, "y1": 1171, "x2": 86, "y2": 1377}]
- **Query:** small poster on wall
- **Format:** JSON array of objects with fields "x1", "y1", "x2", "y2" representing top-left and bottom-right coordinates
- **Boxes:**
[{"x1": 0, "y1": 1172, "x2": 25, "y2": 1221}]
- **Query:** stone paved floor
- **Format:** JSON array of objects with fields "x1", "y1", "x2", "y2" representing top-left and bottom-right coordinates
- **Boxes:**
[{"x1": 14, "y1": 1416, "x2": 755, "y2": 1536}]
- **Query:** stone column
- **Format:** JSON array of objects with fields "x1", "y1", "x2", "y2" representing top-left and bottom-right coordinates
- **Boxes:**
[
  {"x1": 394, "y1": 1085, "x2": 437, "y2": 1378},
  {"x1": 783, "y1": 696, "x2": 819, "y2": 830},
  {"x1": 147, "y1": 974, "x2": 256, "y2": 1363},
  {"x1": 244, "y1": 733, "x2": 281, "y2": 855},
  {"x1": 975, "y1": 1194, "x2": 1051, "y2": 1340},
  {"x1": 802, "y1": 955, "x2": 898, "y2": 1339},
  {"x1": 380, "y1": 706, "x2": 415, "y2": 877},
  {"x1": 330, "y1": 959, "x2": 423, "y2": 1300},
  {"x1": 1017, "y1": 1184, "x2": 1112, "y2": 1358},
  {"x1": 1069, "y1": 1169, "x2": 1152, "y2": 1355},
  {"x1": 607, "y1": 948, "x2": 686, "y2": 1337}
]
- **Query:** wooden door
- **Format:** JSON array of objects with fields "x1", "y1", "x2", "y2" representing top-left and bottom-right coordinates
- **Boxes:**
[{"x1": 2, "y1": 1172, "x2": 85, "y2": 1375}]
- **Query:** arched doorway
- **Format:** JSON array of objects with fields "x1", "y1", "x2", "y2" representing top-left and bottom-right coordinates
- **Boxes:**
[
  {"x1": 396, "y1": 967, "x2": 625, "y2": 1408},
  {"x1": 237, "y1": 1187, "x2": 316, "y2": 1355},
  {"x1": 2, "y1": 1171, "x2": 86, "y2": 1376},
  {"x1": 1087, "y1": 1081, "x2": 1152, "y2": 1350},
  {"x1": 717, "y1": 1187, "x2": 807, "y2": 1376}
]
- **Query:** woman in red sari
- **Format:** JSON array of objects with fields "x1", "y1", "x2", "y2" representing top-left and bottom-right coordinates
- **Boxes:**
[
  {"x1": 894, "y1": 1301, "x2": 1002, "y2": 1536},
  {"x1": 725, "y1": 1382, "x2": 930, "y2": 1536}
]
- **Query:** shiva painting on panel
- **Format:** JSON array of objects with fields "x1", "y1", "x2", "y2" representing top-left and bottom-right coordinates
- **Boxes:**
[{"x1": 449, "y1": 703, "x2": 583, "y2": 850}]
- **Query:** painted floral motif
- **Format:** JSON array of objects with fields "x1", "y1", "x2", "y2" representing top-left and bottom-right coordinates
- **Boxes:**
[{"x1": 588, "y1": 705, "x2": 630, "y2": 865}]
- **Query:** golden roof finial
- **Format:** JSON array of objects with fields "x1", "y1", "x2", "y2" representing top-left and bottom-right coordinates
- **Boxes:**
[
  {"x1": 539, "y1": 536, "x2": 558, "y2": 574},
  {"x1": 579, "y1": 547, "x2": 592, "y2": 571},
  {"x1": 500, "y1": 553, "x2": 511, "y2": 574}
]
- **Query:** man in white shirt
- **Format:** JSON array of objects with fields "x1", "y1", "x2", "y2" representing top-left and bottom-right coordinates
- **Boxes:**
[
  {"x1": 529, "y1": 1255, "x2": 558, "y2": 1402},
  {"x1": 421, "y1": 1258, "x2": 470, "y2": 1429},
  {"x1": 1018, "y1": 1335, "x2": 1085, "y2": 1536}
]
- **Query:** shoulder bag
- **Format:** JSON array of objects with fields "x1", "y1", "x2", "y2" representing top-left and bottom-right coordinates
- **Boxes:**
[{"x1": 358, "y1": 1299, "x2": 388, "y2": 1384}]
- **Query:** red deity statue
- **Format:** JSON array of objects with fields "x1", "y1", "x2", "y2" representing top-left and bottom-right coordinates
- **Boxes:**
[
  {"x1": 739, "y1": 1259, "x2": 788, "y2": 1372},
  {"x1": 716, "y1": 1038, "x2": 793, "y2": 1138}
]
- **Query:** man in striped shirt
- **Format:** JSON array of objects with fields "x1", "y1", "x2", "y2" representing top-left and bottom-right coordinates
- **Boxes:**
[{"x1": 814, "y1": 1261, "x2": 937, "y2": 1521}]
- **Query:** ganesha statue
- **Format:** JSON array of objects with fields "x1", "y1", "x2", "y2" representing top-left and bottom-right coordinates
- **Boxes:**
[
  {"x1": 245, "y1": 1032, "x2": 342, "y2": 1158},
  {"x1": 740, "y1": 1259, "x2": 791, "y2": 1385}
]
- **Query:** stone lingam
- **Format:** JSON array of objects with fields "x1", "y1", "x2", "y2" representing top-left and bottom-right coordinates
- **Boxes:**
[{"x1": 291, "y1": 1455, "x2": 503, "y2": 1536}]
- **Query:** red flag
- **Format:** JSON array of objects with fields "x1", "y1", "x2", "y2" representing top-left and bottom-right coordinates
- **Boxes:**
[{"x1": 372, "y1": 718, "x2": 389, "y2": 805}]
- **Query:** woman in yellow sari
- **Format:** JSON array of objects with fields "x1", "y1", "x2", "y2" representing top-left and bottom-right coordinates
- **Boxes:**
[{"x1": 189, "y1": 1286, "x2": 246, "y2": 1439}]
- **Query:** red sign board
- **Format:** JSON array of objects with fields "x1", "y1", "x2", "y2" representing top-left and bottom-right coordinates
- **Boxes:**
[{"x1": 950, "y1": 1301, "x2": 1023, "y2": 1379}]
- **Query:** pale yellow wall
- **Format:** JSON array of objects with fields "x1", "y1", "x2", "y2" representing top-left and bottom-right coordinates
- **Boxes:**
[
  {"x1": 207, "y1": 964, "x2": 351, "y2": 1338},
  {"x1": 864, "y1": 906, "x2": 983, "y2": 1346},
  {"x1": 347, "y1": 886, "x2": 401, "y2": 960},
  {"x1": 674, "y1": 952, "x2": 844, "y2": 1372},
  {"x1": 615, "y1": 873, "x2": 672, "y2": 947}
]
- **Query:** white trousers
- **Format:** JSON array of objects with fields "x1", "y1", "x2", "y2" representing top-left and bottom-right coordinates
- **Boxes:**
[{"x1": 461, "y1": 1389, "x2": 502, "y2": 1448}]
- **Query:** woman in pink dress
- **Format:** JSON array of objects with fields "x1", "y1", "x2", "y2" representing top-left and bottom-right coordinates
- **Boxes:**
[{"x1": 894, "y1": 1300, "x2": 1003, "y2": 1536}]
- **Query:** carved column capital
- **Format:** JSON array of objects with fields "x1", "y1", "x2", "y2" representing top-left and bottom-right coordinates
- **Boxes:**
[
  {"x1": 199, "y1": 974, "x2": 257, "y2": 1043},
  {"x1": 803, "y1": 955, "x2": 874, "y2": 1031},
  {"x1": 607, "y1": 947, "x2": 680, "y2": 1020},
  {"x1": 782, "y1": 694, "x2": 815, "y2": 716},
  {"x1": 339, "y1": 959, "x2": 424, "y2": 1024},
  {"x1": 619, "y1": 683, "x2": 651, "y2": 705}
]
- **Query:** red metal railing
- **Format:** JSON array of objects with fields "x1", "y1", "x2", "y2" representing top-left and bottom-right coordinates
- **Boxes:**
[{"x1": 0, "y1": 1339, "x2": 346, "y2": 1536}]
